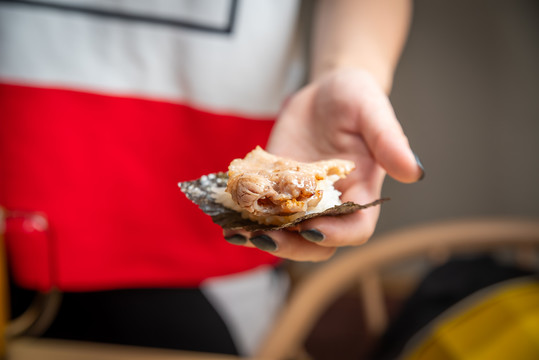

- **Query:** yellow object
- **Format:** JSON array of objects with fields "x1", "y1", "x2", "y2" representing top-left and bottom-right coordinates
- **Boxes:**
[{"x1": 403, "y1": 278, "x2": 539, "y2": 360}]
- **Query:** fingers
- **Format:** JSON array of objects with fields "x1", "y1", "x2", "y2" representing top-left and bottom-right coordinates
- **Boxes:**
[
  {"x1": 222, "y1": 202, "x2": 380, "y2": 261},
  {"x1": 322, "y1": 69, "x2": 424, "y2": 183},
  {"x1": 356, "y1": 81, "x2": 423, "y2": 183},
  {"x1": 223, "y1": 229, "x2": 337, "y2": 262},
  {"x1": 297, "y1": 206, "x2": 379, "y2": 248}
]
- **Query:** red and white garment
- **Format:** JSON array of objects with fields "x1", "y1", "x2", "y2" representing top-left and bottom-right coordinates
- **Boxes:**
[{"x1": 0, "y1": 0, "x2": 308, "y2": 292}]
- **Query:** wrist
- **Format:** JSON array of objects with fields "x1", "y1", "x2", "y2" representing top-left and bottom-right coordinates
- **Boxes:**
[{"x1": 311, "y1": 60, "x2": 394, "y2": 94}]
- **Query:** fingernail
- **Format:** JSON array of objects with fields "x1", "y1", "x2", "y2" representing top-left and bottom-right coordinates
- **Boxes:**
[
  {"x1": 300, "y1": 229, "x2": 325, "y2": 242},
  {"x1": 250, "y1": 235, "x2": 278, "y2": 252},
  {"x1": 414, "y1": 152, "x2": 425, "y2": 181},
  {"x1": 225, "y1": 234, "x2": 247, "y2": 245}
]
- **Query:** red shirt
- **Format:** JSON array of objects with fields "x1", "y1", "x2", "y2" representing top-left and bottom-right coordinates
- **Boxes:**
[{"x1": 0, "y1": 0, "x2": 306, "y2": 291}]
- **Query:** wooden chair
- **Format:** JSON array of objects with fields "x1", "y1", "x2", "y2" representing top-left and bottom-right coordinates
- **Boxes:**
[{"x1": 254, "y1": 217, "x2": 539, "y2": 360}]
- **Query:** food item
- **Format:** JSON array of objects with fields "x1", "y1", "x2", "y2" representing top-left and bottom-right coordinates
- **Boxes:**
[
  {"x1": 179, "y1": 147, "x2": 387, "y2": 231},
  {"x1": 214, "y1": 146, "x2": 354, "y2": 225}
]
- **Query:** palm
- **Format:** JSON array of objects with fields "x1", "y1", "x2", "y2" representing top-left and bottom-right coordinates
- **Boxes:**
[
  {"x1": 224, "y1": 69, "x2": 419, "y2": 262},
  {"x1": 267, "y1": 69, "x2": 387, "y2": 206}
]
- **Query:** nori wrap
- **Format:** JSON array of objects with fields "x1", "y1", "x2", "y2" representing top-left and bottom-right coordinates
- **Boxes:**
[{"x1": 179, "y1": 172, "x2": 388, "y2": 232}]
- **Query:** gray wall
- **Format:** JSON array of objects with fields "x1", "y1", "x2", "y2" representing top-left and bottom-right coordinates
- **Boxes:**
[{"x1": 376, "y1": 0, "x2": 539, "y2": 234}]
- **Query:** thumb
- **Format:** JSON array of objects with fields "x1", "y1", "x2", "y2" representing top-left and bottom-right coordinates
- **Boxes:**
[
  {"x1": 355, "y1": 90, "x2": 424, "y2": 183},
  {"x1": 337, "y1": 70, "x2": 424, "y2": 183},
  {"x1": 371, "y1": 128, "x2": 424, "y2": 183}
]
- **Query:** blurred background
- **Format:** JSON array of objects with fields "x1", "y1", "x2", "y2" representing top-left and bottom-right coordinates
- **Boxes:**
[
  {"x1": 302, "y1": 0, "x2": 539, "y2": 358},
  {"x1": 380, "y1": 0, "x2": 539, "y2": 231}
]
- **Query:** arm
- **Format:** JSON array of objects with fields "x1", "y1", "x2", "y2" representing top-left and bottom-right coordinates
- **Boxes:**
[
  {"x1": 223, "y1": 0, "x2": 423, "y2": 261},
  {"x1": 305, "y1": 0, "x2": 420, "y2": 184},
  {"x1": 310, "y1": 0, "x2": 413, "y2": 92}
]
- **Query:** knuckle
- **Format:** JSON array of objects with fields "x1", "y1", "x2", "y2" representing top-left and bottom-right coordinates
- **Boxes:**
[
  {"x1": 317, "y1": 247, "x2": 337, "y2": 262},
  {"x1": 303, "y1": 247, "x2": 336, "y2": 263},
  {"x1": 285, "y1": 244, "x2": 336, "y2": 262},
  {"x1": 329, "y1": 225, "x2": 376, "y2": 248}
]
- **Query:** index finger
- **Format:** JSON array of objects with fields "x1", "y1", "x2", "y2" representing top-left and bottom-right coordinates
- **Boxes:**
[{"x1": 297, "y1": 202, "x2": 381, "y2": 248}]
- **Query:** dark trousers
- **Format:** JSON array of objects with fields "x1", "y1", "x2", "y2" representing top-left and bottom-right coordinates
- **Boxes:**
[{"x1": 10, "y1": 284, "x2": 238, "y2": 355}]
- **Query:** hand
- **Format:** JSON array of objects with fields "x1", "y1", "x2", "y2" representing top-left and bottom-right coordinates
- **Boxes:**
[{"x1": 223, "y1": 68, "x2": 423, "y2": 261}]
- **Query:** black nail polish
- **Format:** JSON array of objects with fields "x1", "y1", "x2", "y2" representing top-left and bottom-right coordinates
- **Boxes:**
[
  {"x1": 414, "y1": 152, "x2": 425, "y2": 181},
  {"x1": 225, "y1": 234, "x2": 247, "y2": 245},
  {"x1": 300, "y1": 229, "x2": 325, "y2": 242},
  {"x1": 250, "y1": 235, "x2": 278, "y2": 252}
]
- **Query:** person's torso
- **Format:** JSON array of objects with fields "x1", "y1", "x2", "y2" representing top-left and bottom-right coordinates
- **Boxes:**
[{"x1": 0, "y1": 0, "x2": 308, "y2": 291}]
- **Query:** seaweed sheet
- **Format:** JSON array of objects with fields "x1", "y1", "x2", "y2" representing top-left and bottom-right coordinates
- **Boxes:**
[{"x1": 179, "y1": 172, "x2": 388, "y2": 231}]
